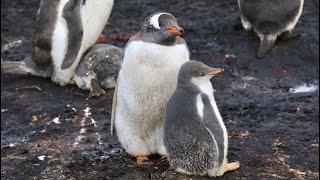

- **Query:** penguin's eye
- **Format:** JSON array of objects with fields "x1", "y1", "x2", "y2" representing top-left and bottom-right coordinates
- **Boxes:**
[
  {"x1": 158, "y1": 21, "x2": 163, "y2": 28},
  {"x1": 199, "y1": 72, "x2": 205, "y2": 76}
]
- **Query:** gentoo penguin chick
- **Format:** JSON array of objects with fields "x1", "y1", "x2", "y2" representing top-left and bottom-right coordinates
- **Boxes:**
[
  {"x1": 111, "y1": 12, "x2": 190, "y2": 163},
  {"x1": 238, "y1": 0, "x2": 304, "y2": 58},
  {"x1": 74, "y1": 43, "x2": 123, "y2": 98},
  {"x1": 164, "y1": 60, "x2": 240, "y2": 177},
  {"x1": 1, "y1": 0, "x2": 114, "y2": 85}
]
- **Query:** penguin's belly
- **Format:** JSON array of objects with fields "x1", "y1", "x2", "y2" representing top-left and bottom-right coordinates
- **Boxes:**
[
  {"x1": 78, "y1": 0, "x2": 114, "y2": 61},
  {"x1": 117, "y1": 41, "x2": 189, "y2": 137}
]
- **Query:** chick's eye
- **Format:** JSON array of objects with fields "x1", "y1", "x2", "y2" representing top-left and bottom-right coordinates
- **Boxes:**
[{"x1": 200, "y1": 72, "x2": 205, "y2": 76}]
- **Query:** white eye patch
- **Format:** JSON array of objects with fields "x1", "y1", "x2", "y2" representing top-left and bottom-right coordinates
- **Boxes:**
[{"x1": 149, "y1": 12, "x2": 172, "y2": 29}]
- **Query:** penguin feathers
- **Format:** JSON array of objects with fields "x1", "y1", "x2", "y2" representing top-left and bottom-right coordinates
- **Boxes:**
[
  {"x1": 164, "y1": 60, "x2": 238, "y2": 177},
  {"x1": 33, "y1": 0, "x2": 59, "y2": 66},
  {"x1": 111, "y1": 12, "x2": 189, "y2": 157},
  {"x1": 61, "y1": 0, "x2": 84, "y2": 69},
  {"x1": 238, "y1": 0, "x2": 304, "y2": 57},
  {"x1": 2, "y1": 0, "x2": 114, "y2": 86}
]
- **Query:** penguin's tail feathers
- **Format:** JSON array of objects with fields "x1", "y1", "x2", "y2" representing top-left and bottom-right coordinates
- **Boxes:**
[
  {"x1": 1, "y1": 57, "x2": 38, "y2": 76},
  {"x1": 257, "y1": 34, "x2": 277, "y2": 58}
]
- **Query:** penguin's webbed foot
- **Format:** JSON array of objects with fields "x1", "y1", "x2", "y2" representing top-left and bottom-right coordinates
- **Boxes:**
[
  {"x1": 224, "y1": 161, "x2": 240, "y2": 173},
  {"x1": 96, "y1": 34, "x2": 108, "y2": 43},
  {"x1": 136, "y1": 156, "x2": 149, "y2": 164},
  {"x1": 246, "y1": 29, "x2": 256, "y2": 39},
  {"x1": 279, "y1": 31, "x2": 300, "y2": 41},
  {"x1": 160, "y1": 155, "x2": 168, "y2": 162},
  {"x1": 89, "y1": 78, "x2": 105, "y2": 98},
  {"x1": 69, "y1": 79, "x2": 76, "y2": 85}
]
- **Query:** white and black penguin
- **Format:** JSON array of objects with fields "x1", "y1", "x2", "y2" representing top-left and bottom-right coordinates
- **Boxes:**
[
  {"x1": 1, "y1": 0, "x2": 114, "y2": 85},
  {"x1": 74, "y1": 43, "x2": 123, "y2": 98},
  {"x1": 164, "y1": 60, "x2": 240, "y2": 177},
  {"x1": 238, "y1": 0, "x2": 304, "y2": 58},
  {"x1": 111, "y1": 12, "x2": 190, "y2": 163}
]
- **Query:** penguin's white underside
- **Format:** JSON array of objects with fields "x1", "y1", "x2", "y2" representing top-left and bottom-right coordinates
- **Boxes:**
[
  {"x1": 191, "y1": 77, "x2": 228, "y2": 165},
  {"x1": 119, "y1": 41, "x2": 189, "y2": 110},
  {"x1": 51, "y1": 0, "x2": 114, "y2": 85},
  {"x1": 114, "y1": 40, "x2": 189, "y2": 155},
  {"x1": 51, "y1": 0, "x2": 69, "y2": 84}
]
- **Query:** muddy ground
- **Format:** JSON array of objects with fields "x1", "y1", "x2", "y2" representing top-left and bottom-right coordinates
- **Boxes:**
[{"x1": 1, "y1": 0, "x2": 319, "y2": 179}]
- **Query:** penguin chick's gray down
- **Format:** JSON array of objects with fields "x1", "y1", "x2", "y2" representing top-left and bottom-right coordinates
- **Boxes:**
[
  {"x1": 74, "y1": 43, "x2": 123, "y2": 98},
  {"x1": 1, "y1": 0, "x2": 114, "y2": 85},
  {"x1": 238, "y1": 0, "x2": 304, "y2": 58},
  {"x1": 111, "y1": 12, "x2": 190, "y2": 164},
  {"x1": 164, "y1": 60, "x2": 240, "y2": 177}
]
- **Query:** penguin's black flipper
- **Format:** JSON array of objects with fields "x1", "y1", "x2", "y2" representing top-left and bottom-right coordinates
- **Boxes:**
[
  {"x1": 61, "y1": 0, "x2": 83, "y2": 69},
  {"x1": 201, "y1": 94, "x2": 225, "y2": 167},
  {"x1": 111, "y1": 78, "x2": 119, "y2": 137}
]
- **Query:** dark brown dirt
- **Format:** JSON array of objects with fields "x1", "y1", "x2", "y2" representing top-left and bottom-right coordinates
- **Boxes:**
[{"x1": 1, "y1": 0, "x2": 319, "y2": 179}]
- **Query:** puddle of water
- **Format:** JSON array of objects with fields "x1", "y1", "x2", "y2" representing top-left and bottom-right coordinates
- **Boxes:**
[{"x1": 289, "y1": 84, "x2": 318, "y2": 93}]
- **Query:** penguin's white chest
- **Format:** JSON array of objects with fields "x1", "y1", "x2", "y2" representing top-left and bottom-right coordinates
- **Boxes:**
[
  {"x1": 119, "y1": 41, "x2": 190, "y2": 114},
  {"x1": 122, "y1": 41, "x2": 189, "y2": 68},
  {"x1": 192, "y1": 77, "x2": 217, "y2": 119}
]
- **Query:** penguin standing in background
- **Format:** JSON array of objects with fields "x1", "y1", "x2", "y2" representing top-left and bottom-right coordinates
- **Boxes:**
[
  {"x1": 164, "y1": 60, "x2": 239, "y2": 177},
  {"x1": 1, "y1": 0, "x2": 114, "y2": 86},
  {"x1": 238, "y1": 0, "x2": 304, "y2": 58},
  {"x1": 111, "y1": 12, "x2": 189, "y2": 163},
  {"x1": 74, "y1": 43, "x2": 123, "y2": 98}
]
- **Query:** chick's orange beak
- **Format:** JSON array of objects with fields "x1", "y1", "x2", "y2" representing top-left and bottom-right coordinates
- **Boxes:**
[
  {"x1": 167, "y1": 27, "x2": 184, "y2": 36},
  {"x1": 208, "y1": 68, "x2": 224, "y2": 75}
]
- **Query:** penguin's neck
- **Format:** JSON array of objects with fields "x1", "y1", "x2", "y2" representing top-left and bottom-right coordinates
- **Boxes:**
[
  {"x1": 124, "y1": 40, "x2": 189, "y2": 68},
  {"x1": 191, "y1": 77, "x2": 214, "y2": 96}
]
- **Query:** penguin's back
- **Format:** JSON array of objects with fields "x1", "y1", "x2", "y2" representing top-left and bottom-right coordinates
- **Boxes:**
[
  {"x1": 239, "y1": 0, "x2": 303, "y2": 34},
  {"x1": 33, "y1": 0, "x2": 60, "y2": 67}
]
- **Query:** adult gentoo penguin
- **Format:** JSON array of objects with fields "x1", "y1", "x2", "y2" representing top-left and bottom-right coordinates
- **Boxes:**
[
  {"x1": 111, "y1": 12, "x2": 190, "y2": 163},
  {"x1": 238, "y1": 0, "x2": 304, "y2": 58},
  {"x1": 1, "y1": 0, "x2": 114, "y2": 86},
  {"x1": 164, "y1": 60, "x2": 240, "y2": 177}
]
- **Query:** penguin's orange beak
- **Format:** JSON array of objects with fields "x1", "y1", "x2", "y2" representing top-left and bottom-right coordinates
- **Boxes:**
[
  {"x1": 208, "y1": 68, "x2": 224, "y2": 75},
  {"x1": 167, "y1": 26, "x2": 184, "y2": 36}
]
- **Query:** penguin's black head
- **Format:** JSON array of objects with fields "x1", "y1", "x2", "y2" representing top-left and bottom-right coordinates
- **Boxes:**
[
  {"x1": 178, "y1": 60, "x2": 224, "y2": 85},
  {"x1": 142, "y1": 12, "x2": 184, "y2": 45}
]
